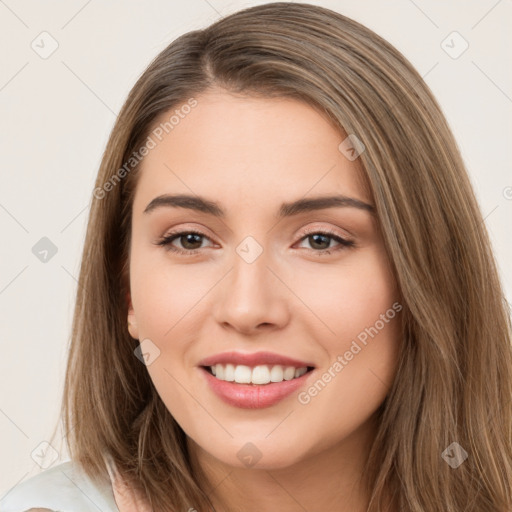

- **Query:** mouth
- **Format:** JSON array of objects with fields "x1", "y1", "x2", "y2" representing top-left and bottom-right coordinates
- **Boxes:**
[
  {"x1": 199, "y1": 363, "x2": 316, "y2": 409},
  {"x1": 197, "y1": 351, "x2": 317, "y2": 408},
  {"x1": 201, "y1": 364, "x2": 315, "y2": 385}
]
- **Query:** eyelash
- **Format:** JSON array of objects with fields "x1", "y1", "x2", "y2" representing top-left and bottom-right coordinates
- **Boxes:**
[{"x1": 155, "y1": 228, "x2": 355, "y2": 257}]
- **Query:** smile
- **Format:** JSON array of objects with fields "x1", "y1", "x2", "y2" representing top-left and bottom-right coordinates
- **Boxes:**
[
  {"x1": 205, "y1": 363, "x2": 312, "y2": 384},
  {"x1": 199, "y1": 365, "x2": 315, "y2": 409}
]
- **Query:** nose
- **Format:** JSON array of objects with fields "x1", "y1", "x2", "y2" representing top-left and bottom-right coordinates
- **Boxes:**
[{"x1": 212, "y1": 247, "x2": 291, "y2": 336}]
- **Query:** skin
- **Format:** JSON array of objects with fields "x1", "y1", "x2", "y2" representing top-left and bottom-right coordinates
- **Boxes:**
[{"x1": 127, "y1": 89, "x2": 401, "y2": 512}]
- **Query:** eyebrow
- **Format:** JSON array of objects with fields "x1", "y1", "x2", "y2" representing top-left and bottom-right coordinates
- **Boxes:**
[{"x1": 143, "y1": 193, "x2": 375, "y2": 217}]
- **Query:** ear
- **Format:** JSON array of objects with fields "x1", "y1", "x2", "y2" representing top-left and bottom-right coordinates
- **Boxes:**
[{"x1": 126, "y1": 291, "x2": 139, "y2": 340}]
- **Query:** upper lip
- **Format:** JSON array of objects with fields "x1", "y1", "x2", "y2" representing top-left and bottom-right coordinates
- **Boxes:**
[{"x1": 198, "y1": 351, "x2": 315, "y2": 368}]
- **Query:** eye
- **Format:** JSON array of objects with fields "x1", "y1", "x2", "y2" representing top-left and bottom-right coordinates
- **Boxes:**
[
  {"x1": 294, "y1": 228, "x2": 355, "y2": 256},
  {"x1": 155, "y1": 230, "x2": 212, "y2": 255},
  {"x1": 155, "y1": 228, "x2": 355, "y2": 256}
]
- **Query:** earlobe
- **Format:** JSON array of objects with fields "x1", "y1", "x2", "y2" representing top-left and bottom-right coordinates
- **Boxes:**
[
  {"x1": 127, "y1": 314, "x2": 139, "y2": 340},
  {"x1": 126, "y1": 294, "x2": 139, "y2": 340}
]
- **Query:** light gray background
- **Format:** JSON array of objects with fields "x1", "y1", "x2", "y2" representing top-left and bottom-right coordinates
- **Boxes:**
[{"x1": 1, "y1": 0, "x2": 511, "y2": 496}]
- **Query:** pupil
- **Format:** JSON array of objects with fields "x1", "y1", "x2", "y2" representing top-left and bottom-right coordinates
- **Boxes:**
[
  {"x1": 310, "y1": 234, "x2": 329, "y2": 249},
  {"x1": 183, "y1": 234, "x2": 201, "y2": 249}
]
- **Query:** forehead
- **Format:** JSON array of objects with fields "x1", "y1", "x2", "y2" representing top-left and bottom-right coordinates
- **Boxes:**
[{"x1": 132, "y1": 91, "x2": 371, "y2": 214}]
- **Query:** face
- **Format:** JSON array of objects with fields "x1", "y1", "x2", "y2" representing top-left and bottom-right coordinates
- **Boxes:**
[{"x1": 126, "y1": 89, "x2": 401, "y2": 471}]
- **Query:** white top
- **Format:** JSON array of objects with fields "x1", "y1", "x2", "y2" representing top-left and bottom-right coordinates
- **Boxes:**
[
  {"x1": 0, "y1": 459, "x2": 151, "y2": 512},
  {"x1": 0, "y1": 460, "x2": 120, "y2": 512}
]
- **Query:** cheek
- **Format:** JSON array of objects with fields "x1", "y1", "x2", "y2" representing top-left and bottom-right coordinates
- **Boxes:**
[
  {"x1": 291, "y1": 247, "x2": 398, "y2": 342},
  {"x1": 292, "y1": 281, "x2": 400, "y2": 458},
  {"x1": 293, "y1": 247, "x2": 400, "y2": 406},
  {"x1": 302, "y1": 316, "x2": 400, "y2": 447},
  {"x1": 129, "y1": 246, "x2": 211, "y2": 338},
  {"x1": 129, "y1": 250, "x2": 211, "y2": 393}
]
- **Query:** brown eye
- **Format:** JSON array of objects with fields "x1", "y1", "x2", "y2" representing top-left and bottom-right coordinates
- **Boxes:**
[
  {"x1": 296, "y1": 230, "x2": 355, "y2": 256},
  {"x1": 307, "y1": 233, "x2": 332, "y2": 250},
  {"x1": 175, "y1": 233, "x2": 204, "y2": 250},
  {"x1": 155, "y1": 228, "x2": 355, "y2": 257},
  {"x1": 156, "y1": 230, "x2": 211, "y2": 254}
]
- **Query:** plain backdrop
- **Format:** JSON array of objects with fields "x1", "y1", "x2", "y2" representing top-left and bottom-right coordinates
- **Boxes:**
[{"x1": 1, "y1": 0, "x2": 511, "y2": 496}]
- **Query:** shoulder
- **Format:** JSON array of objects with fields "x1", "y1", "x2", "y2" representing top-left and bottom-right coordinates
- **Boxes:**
[{"x1": 0, "y1": 460, "x2": 120, "y2": 512}]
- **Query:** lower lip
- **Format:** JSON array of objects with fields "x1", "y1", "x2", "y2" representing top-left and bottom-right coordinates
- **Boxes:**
[{"x1": 200, "y1": 367, "x2": 313, "y2": 409}]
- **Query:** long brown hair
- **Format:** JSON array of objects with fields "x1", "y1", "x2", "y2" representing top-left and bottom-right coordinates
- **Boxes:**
[{"x1": 48, "y1": 2, "x2": 512, "y2": 510}]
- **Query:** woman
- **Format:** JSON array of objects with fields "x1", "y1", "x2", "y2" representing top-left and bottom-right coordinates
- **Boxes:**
[{"x1": 1, "y1": 2, "x2": 511, "y2": 511}]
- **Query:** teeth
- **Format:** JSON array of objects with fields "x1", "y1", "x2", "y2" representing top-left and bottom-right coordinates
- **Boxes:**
[
  {"x1": 283, "y1": 366, "x2": 295, "y2": 380},
  {"x1": 252, "y1": 365, "x2": 270, "y2": 384},
  {"x1": 295, "y1": 367, "x2": 308, "y2": 378},
  {"x1": 234, "y1": 365, "x2": 252, "y2": 384},
  {"x1": 224, "y1": 363, "x2": 235, "y2": 382},
  {"x1": 270, "y1": 365, "x2": 284, "y2": 382},
  {"x1": 209, "y1": 364, "x2": 309, "y2": 385}
]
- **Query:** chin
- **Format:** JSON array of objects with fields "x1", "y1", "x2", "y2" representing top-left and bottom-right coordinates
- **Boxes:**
[{"x1": 194, "y1": 435, "x2": 311, "y2": 471}]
